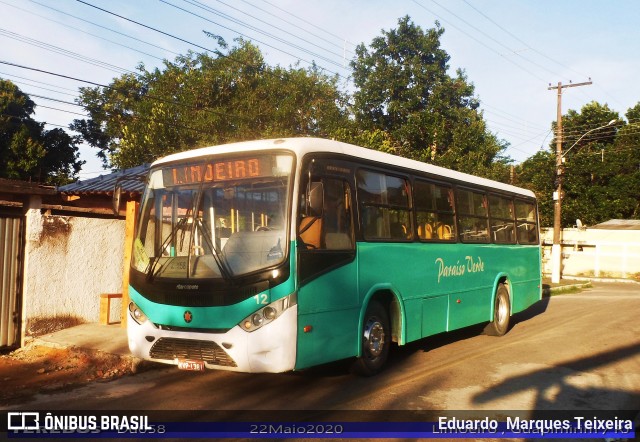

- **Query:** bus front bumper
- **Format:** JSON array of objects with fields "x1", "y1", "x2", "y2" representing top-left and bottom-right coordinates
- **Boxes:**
[{"x1": 127, "y1": 305, "x2": 298, "y2": 373}]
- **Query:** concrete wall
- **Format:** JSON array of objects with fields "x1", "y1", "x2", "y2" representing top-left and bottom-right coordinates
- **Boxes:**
[
  {"x1": 22, "y1": 208, "x2": 125, "y2": 331},
  {"x1": 541, "y1": 227, "x2": 640, "y2": 279}
]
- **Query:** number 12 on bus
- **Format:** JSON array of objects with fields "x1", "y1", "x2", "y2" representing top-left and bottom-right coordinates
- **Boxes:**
[{"x1": 122, "y1": 138, "x2": 541, "y2": 376}]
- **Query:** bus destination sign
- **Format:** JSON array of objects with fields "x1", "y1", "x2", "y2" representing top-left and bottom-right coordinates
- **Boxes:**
[{"x1": 163, "y1": 156, "x2": 272, "y2": 186}]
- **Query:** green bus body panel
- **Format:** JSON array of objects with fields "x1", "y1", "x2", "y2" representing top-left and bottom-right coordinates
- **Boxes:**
[
  {"x1": 294, "y1": 241, "x2": 541, "y2": 370},
  {"x1": 295, "y1": 257, "x2": 360, "y2": 369}
]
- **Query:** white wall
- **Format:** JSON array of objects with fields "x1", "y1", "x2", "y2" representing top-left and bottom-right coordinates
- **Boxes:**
[
  {"x1": 23, "y1": 210, "x2": 125, "y2": 325},
  {"x1": 541, "y1": 228, "x2": 640, "y2": 279}
]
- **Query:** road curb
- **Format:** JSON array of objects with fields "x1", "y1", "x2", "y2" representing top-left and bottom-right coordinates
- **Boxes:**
[{"x1": 543, "y1": 282, "x2": 592, "y2": 296}]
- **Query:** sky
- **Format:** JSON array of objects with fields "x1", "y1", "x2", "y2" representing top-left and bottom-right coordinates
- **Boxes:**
[{"x1": 2, "y1": 0, "x2": 640, "y2": 180}]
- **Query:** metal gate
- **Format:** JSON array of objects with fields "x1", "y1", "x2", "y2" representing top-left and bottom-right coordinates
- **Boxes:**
[{"x1": 0, "y1": 213, "x2": 23, "y2": 349}]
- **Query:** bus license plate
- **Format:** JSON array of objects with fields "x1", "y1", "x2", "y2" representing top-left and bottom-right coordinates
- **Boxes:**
[{"x1": 177, "y1": 359, "x2": 205, "y2": 371}]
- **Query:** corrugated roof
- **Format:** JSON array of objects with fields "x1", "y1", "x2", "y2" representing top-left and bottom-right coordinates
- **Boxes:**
[
  {"x1": 0, "y1": 178, "x2": 57, "y2": 196},
  {"x1": 59, "y1": 163, "x2": 149, "y2": 196},
  {"x1": 592, "y1": 219, "x2": 640, "y2": 230}
]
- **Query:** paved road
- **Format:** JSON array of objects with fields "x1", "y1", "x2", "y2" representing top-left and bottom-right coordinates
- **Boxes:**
[{"x1": 9, "y1": 283, "x2": 640, "y2": 419}]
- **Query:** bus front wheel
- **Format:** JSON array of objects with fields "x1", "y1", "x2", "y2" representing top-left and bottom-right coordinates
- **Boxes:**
[
  {"x1": 351, "y1": 301, "x2": 390, "y2": 376},
  {"x1": 484, "y1": 283, "x2": 511, "y2": 336}
]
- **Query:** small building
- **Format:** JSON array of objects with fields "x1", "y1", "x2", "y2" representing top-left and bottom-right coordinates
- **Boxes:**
[
  {"x1": 541, "y1": 220, "x2": 640, "y2": 280},
  {"x1": 0, "y1": 165, "x2": 147, "y2": 350}
]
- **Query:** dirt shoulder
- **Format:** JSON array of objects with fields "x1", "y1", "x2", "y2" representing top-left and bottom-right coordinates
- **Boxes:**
[{"x1": 0, "y1": 343, "x2": 133, "y2": 405}]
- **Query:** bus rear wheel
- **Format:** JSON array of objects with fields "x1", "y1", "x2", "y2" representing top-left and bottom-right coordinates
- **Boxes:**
[
  {"x1": 351, "y1": 301, "x2": 390, "y2": 376},
  {"x1": 484, "y1": 283, "x2": 511, "y2": 336}
]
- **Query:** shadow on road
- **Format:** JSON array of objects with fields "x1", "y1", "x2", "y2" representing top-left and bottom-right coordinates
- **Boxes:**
[{"x1": 472, "y1": 340, "x2": 640, "y2": 438}]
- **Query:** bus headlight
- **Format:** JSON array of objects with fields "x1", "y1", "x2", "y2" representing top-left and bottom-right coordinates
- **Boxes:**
[
  {"x1": 128, "y1": 302, "x2": 148, "y2": 325},
  {"x1": 240, "y1": 293, "x2": 297, "y2": 332}
]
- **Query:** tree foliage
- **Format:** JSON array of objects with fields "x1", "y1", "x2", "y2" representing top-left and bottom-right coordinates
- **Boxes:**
[
  {"x1": 518, "y1": 101, "x2": 640, "y2": 227},
  {"x1": 348, "y1": 16, "x2": 510, "y2": 178},
  {"x1": 72, "y1": 40, "x2": 348, "y2": 169},
  {"x1": 35, "y1": 16, "x2": 640, "y2": 226},
  {"x1": 0, "y1": 79, "x2": 83, "y2": 185}
]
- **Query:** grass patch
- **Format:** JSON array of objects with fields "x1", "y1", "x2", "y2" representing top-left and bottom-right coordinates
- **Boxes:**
[{"x1": 542, "y1": 282, "x2": 592, "y2": 297}]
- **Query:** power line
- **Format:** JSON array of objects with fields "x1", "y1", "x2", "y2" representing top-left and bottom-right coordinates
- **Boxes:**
[
  {"x1": 0, "y1": 70, "x2": 79, "y2": 93},
  {"x1": 159, "y1": 0, "x2": 344, "y2": 75},
  {"x1": 460, "y1": 0, "x2": 588, "y2": 80},
  {"x1": 238, "y1": 0, "x2": 355, "y2": 56},
  {"x1": 198, "y1": 0, "x2": 349, "y2": 63},
  {"x1": 1, "y1": 78, "x2": 78, "y2": 98},
  {"x1": 36, "y1": 104, "x2": 88, "y2": 117},
  {"x1": 427, "y1": 0, "x2": 568, "y2": 81},
  {"x1": 1, "y1": 0, "x2": 165, "y2": 62},
  {"x1": 0, "y1": 27, "x2": 134, "y2": 75},
  {"x1": 28, "y1": 0, "x2": 182, "y2": 57},
  {"x1": 74, "y1": 0, "x2": 218, "y2": 55},
  {"x1": 411, "y1": 0, "x2": 548, "y2": 84},
  {"x1": 258, "y1": 0, "x2": 357, "y2": 49},
  {"x1": 0, "y1": 60, "x2": 111, "y2": 88},
  {"x1": 0, "y1": 60, "x2": 270, "y2": 124},
  {"x1": 27, "y1": 93, "x2": 83, "y2": 107},
  {"x1": 74, "y1": 0, "x2": 342, "y2": 79}
]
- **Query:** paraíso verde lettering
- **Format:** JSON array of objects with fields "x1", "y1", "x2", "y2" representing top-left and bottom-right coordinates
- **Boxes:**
[{"x1": 435, "y1": 256, "x2": 485, "y2": 283}]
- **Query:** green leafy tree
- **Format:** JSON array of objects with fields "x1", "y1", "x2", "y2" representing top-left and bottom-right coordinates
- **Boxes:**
[
  {"x1": 519, "y1": 101, "x2": 640, "y2": 227},
  {"x1": 348, "y1": 16, "x2": 510, "y2": 177},
  {"x1": 516, "y1": 150, "x2": 555, "y2": 226},
  {"x1": 0, "y1": 79, "x2": 83, "y2": 185},
  {"x1": 73, "y1": 40, "x2": 348, "y2": 169}
]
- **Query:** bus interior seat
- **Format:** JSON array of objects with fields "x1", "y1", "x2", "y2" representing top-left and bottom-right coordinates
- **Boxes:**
[
  {"x1": 390, "y1": 222, "x2": 407, "y2": 239},
  {"x1": 223, "y1": 230, "x2": 284, "y2": 269},
  {"x1": 299, "y1": 216, "x2": 322, "y2": 248},
  {"x1": 436, "y1": 223, "x2": 452, "y2": 240},
  {"x1": 325, "y1": 233, "x2": 352, "y2": 250}
]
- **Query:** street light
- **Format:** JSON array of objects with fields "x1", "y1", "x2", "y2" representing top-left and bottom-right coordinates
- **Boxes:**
[{"x1": 551, "y1": 119, "x2": 617, "y2": 283}]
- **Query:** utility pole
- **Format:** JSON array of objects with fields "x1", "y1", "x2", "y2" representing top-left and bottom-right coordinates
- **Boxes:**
[{"x1": 548, "y1": 80, "x2": 592, "y2": 283}]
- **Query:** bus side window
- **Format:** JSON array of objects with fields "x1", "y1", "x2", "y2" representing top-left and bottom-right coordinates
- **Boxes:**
[
  {"x1": 323, "y1": 179, "x2": 354, "y2": 250},
  {"x1": 357, "y1": 170, "x2": 411, "y2": 241},
  {"x1": 299, "y1": 179, "x2": 354, "y2": 250},
  {"x1": 414, "y1": 180, "x2": 455, "y2": 241},
  {"x1": 299, "y1": 182, "x2": 324, "y2": 249},
  {"x1": 515, "y1": 200, "x2": 538, "y2": 244}
]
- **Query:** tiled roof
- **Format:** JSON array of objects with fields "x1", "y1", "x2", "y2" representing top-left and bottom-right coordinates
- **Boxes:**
[{"x1": 59, "y1": 163, "x2": 149, "y2": 196}]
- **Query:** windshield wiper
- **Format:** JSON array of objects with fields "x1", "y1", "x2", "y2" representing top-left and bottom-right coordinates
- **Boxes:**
[
  {"x1": 186, "y1": 176, "x2": 233, "y2": 281},
  {"x1": 196, "y1": 217, "x2": 233, "y2": 280},
  {"x1": 146, "y1": 216, "x2": 189, "y2": 280}
]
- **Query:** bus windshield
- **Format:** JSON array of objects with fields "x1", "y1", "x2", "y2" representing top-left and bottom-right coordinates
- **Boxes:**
[{"x1": 132, "y1": 153, "x2": 294, "y2": 280}]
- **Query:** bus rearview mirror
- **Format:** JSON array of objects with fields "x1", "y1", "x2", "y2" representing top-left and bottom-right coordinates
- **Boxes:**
[{"x1": 308, "y1": 182, "x2": 324, "y2": 216}]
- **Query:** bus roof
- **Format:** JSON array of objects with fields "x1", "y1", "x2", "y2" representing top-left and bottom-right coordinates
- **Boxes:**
[{"x1": 152, "y1": 137, "x2": 536, "y2": 199}]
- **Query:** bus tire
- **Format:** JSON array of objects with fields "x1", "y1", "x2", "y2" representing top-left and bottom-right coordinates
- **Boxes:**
[
  {"x1": 351, "y1": 301, "x2": 390, "y2": 376},
  {"x1": 484, "y1": 283, "x2": 511, "y2": 336}
]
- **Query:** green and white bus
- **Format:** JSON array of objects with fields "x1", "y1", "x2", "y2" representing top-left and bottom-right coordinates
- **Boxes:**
[{"x1": 125, "y1": 137, "x2": 541, "y2": 375}]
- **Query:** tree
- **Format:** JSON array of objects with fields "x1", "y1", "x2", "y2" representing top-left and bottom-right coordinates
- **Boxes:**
[
  {"x1": 518, "y1": 101, "x2": 640, "y2": 227},
  {"x1": 348, "y1": 16, "x2": 510, "y2": 177},
  {"x1": 516, "y1": 150, "x2": 555, "y2": 227},
  {"x1": 0, "y1": 79, "x2": 83, "y2": 185},
  {"x1": 73, "y1": 40, "x2": 348, "y2": 169}
]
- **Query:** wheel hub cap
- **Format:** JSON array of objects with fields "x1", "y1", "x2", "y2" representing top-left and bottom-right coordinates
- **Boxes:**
[{"x1": 364, "y1": 319, "x2": 385, "y2": 357}]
